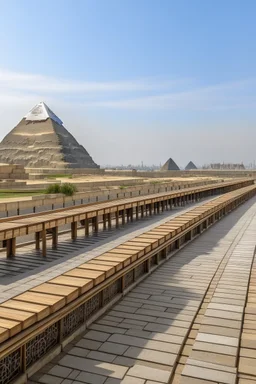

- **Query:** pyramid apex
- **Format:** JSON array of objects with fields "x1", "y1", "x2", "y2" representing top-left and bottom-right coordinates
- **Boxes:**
[{"x1": 24, "y1": 102, "x2": 63, "y2": 125}]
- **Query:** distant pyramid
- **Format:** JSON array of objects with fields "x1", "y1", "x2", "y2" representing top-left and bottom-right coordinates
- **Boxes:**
[
  {"x1": 0, "y1": 102, "x2": 99, "y2": 169},
  {"x1": 185, "y1": 161, "x2": 197, "y2": 170},
  {"x1": 161, "y1": 158, "x2": 180, "y2": 171}
]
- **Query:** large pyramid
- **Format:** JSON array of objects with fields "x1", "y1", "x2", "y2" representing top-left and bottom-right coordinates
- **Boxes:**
[
  {"x1": 161, "y1": 158, "x2": 180, "y2": 171},
  {"x1": 0, "y1": 102, "x2": 99, "y2": 168},
  {"x1": 185, "y1": 161, "x2": 197, "y2": 170}
]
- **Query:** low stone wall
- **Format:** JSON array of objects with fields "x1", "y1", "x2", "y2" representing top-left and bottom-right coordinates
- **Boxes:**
[
  {"x1": 0, "y1": 178, "x2": 224, "y2": 216},
  {"x1": 0, "y1": 164, "x2": 28, "y2": 180}
]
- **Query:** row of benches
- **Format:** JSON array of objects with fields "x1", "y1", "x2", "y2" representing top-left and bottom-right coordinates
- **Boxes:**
[
  {"x1": 0, "y1": 183, "x2": 255, "y2": 384},
  {"x1": 0, "y1": 178, "x2": 253, "y2": 258}
]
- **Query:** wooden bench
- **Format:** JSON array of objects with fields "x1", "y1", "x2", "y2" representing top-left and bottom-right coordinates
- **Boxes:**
[{"x1": 0, "y1": 178, "x2": 253, "y2": 258}]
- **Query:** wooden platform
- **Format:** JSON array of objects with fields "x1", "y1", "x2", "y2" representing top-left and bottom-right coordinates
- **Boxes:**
[
  {"x1": 27, "y1": 191, "x2": 256, "y2": 384},
  {"x1": 0, "y1": 178, "x2": 253, "y2": 258},
  {"x1": 0, "y1": 184, "x2": 255, "y2": 384}
]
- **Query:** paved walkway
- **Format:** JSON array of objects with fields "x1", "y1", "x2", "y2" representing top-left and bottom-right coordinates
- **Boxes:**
[
  {"x1": 0, "y1": 197, "x2": 214, "y2": 304},
  {"x1": 28, "y1": 198, "x2": 256, "y2": 384}
]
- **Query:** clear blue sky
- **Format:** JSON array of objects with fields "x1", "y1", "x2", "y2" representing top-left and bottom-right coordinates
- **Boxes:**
[{"x1": 0, "y1": 0, "x2": 256, "y2": 166}]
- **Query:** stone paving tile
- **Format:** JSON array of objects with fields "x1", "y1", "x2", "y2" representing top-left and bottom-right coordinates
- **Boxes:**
[{"x1": 31, "y1": 199, "x2": 256, "y2": 384}]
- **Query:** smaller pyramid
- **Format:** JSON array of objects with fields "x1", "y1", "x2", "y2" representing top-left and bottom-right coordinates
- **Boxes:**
[
  {"x1": 161, "y1": 158, "x2": 180, "y2": 171},
  {"x1": 185, "y1": 161, "x2": 197, "y2": 170}
]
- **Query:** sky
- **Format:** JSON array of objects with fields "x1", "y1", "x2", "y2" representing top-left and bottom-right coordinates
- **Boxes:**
[{"x1": 0, "y1": 0, "x2": 256, "y2": 167}]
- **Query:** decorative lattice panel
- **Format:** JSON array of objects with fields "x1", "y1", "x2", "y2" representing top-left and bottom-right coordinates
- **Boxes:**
[
  {"x1": 85, "y1": 292, "x2": 101, "y2": 320},
  {"x1": 134, "y1": 262, "x2": 145, "y2": 280},
  {"x1": 26, "y1": 323, "x2": 59, "y2": 368},
  {"x1": 124, "y1": 270, "x2": 134, "y2": 289},
  {"x1": 62, "y1": 305, "x2": 84, "y2": 339},
  {"x1": 0, "y1": 349, "x2": 21, "y2": 384},
  {"x1": 102, "y1": 279, "x2": 121, "y2": 305}
]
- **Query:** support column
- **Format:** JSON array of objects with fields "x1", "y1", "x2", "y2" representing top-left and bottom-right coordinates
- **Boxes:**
[
  {"x1": 71, "y1": 221, "x2": 78, "y2": 240},
  {"x1": 136, "y1": 206, "x2": 139, "y2": 220},
  {"x1": 42, "y1": 227, "x2": 47, "y2": 257},
  {"x1": 122, "y1": 210, "x2": 126, "y2": 225},
  {"x1": 157, "y1": 202, "x2": 160, "y2": 214},
  {"x1": 94, "y1": 215, "x2": 99, "y2": 232},
  {"x1": 35, "y1": 232, "x2": 40, "y2": 250},
  {"x1": 103, "y1": 214, "x2": 107, "y2": 230},
  {"x1": 141, "y1": 205, "x2": 144, "y2": 218},
  {"x1": 52, "y1": 227, "x2": 58, "y2": 249},
  {"x1": 130, "y1": 208, "x2": 134, "y2": 222},
  {"x1": 115, "y1": 211, "x2": 119, "y2": 228},
  {"x1": 108, "y1": 213, "x2": 112, "y2": 228},
  {"x1": 6, "y1": 238, "x2": 16, "y2": 258},
  {"x1": 85, "y1": 219, "x2": 89, "y2": 236}
]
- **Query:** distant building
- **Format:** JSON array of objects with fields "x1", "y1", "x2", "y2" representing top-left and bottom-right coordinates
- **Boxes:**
[
  {"x1": 185, "y1": 161, "x2": 197, "y2": 170},
  {"x1": 0, "y1": 102, "x2": 99, "y2": 169},
  {"x1": 161, "y1": 158, "x2": 180, "y2": 171},
  {"x1": 203, "y1": 163, "x2": 245, "y2": 170}
]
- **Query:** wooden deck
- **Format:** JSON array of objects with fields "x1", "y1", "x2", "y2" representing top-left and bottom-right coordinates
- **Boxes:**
[
  {"x1": 0, "y1": 178, "x2": 253, "y2": 258},
  {"x1": 0, "y1": 184, "x2": 255, "y2": 384}
]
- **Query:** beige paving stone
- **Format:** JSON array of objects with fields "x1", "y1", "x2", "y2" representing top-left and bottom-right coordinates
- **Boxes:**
[
  {"x1": 75, "y1": 371, "x2": 106, "y2": 384},
  {"x1": 108, "y1": 334, "x2": 180, "y2": 353},
  {"x1": 84, "y1": 330, "x2": 111, "y2": 342},
  {"x1": 59, "y1": 355, "x2": 128, "y2": 379},
  {"x1": 196, "y1": 332, "x2": 238, "y2": 347},
  {"x1": 205, "y1": 309, "x2": 243, "y2": 321},
  {"x1": 186, "y1": 358, "x2": 236, "y2": 373},
  {"x1": 190, "y1": 350, "x2": 236, "y2": 367},
  {"x1": 182, "y1": 364, "x2": 236, "y2": 384},
  {"x1": 99, "y1": 342, "x2": 129, "y2": 355},
  {"x1": 199, "y1": 325, "x2": 240, "y2": 338},
  {"x1": 87, "y1": 350, "x2": 116, "y2": 363},
  {"x1": 124, "y1": 346, "x2": 176, "y2": 365},
  {"x1": 193, "y1": 341, "x2": 237, "y2": 356},
  {"x1": 180, "y1": 377, "x2": 218, "y2": 384},
  {"x1": 76, "y1": 339, "x2": 102, "y2": 350},
  {"x1": 239, "y1": 357, "x2": 256, "y2": 376},
  {"x1": 121, "y1": 377, "x2": 145, "y2": 384},
  {"x1": 127, "y1": 364, "x2": 170, "y2": 382}
]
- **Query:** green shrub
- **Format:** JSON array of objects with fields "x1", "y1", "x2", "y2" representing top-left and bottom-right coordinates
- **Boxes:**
[
  {"x1": 60, "y1": 183, "x2": 77, "y2": 196},
  {"x1": 46, "y1": 184, "x2": 61, "y2": 194}
]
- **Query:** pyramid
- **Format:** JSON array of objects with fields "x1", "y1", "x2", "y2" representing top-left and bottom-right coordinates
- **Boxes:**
[
  {"x1": 185, "y1": 161, "x2": 197, "y2": 170},
  {"x1": 161, "y1": 158, "x2": 180, "y2": 171},
  {"x1": 0, "y1": 102, "x2": 99, "y2": 169}
]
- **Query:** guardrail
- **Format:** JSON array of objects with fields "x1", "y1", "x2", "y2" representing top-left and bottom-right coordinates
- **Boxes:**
[
  {"x1": 0, "y1": 184, "x2": 255, "y2": 384},
  {"x1": 0, "y1": 178, "x2": 253, "y2": 258}
]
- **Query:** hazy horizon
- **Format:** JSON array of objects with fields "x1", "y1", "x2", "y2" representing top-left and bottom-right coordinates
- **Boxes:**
[{"x1": 0, "y1": 0, "x2": 255, "y2": 167}]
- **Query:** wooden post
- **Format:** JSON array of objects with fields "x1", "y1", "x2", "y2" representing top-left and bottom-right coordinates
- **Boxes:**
[
  {"x1": 35, "y1": 232, "x2": 40, "y2": 250},
  {"x1": 42, "y1": 227, "x2": 47, "y2": 257},
  {"x1": 136, "y1": 206, "x2": 139, "y2": 220},
  {"x1": 52, "y1": 227, "x2": 58, "y2": 249},
  {"x1": 130, "y1": 208, "x2": 133, "y2": 222},
  {"x1": 103, "y1": 214, "x2": 107, "y2": 230},
  {"x1": 6, "y1": 238, "x2": 16, "y2": 258},
  {"x1": 71, "y1": 221, "x2": 77, "y2": 240},
  {"x1": 94, "y1": 215, "x2": 99, "y2": 232},
  {"x1": 108, "y1": 213, "x2": 112, "y2": 228},
  {"x1": 157, "y1": 202, "x2": 160, "y2": 214},
  {"x1": 115, "y1": 211, "x2": 119, "y2": 228},
  {"x1": 85, "y1": 218, "x2": 89, "y2": 236},
  {"x1": 122, "y1": 210, "x2": 126, "y2": 225},
  {"x1": 141, "y1": 205, "x2": 144, "y2": 218}
]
